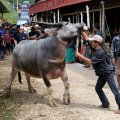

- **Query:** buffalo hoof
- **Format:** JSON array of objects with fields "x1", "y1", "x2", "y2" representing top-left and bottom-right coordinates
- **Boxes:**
[
  {"x1": 63, "y1": 93, "x2": 70, "y2": 105},
  {"x1": 48, "y1": 98, "x2": 57, "y2": 107},
  {"x1": 0, "y1": 90, "x2": 4, "y2": 97},
  {"x1": 0, "y1": 88, "x2": 11, "y2": 98},
  {"x1": 28, "y1": 87, "x2": 36, "y2": 93}
]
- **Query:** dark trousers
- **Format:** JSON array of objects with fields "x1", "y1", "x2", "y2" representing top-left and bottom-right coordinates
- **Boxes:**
[
  {"x1": 0, "y1": 50, "x2": 4, "y2": 60},
  {"x1": 95, "y1": 72, "x2": 120, "y2": 110},
  {"x1": 6, "y1": 43, "x2": 12, "y2": 52}
]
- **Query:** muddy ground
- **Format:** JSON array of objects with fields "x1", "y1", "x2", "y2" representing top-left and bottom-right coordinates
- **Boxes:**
[{"x1": 0, "y1": 55, "x2": 120, "y2": 120}]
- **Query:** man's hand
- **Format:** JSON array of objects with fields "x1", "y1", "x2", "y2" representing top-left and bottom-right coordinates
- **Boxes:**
[
  {"x1": 76, "y1": 50, "x2": 81, "y2": 57},
  {"x1": 75, "y1": 49, "x2": 91, "y2": 64},
  {"x1": 81, "y1": 32, "x2": 88, "y2": 40}
]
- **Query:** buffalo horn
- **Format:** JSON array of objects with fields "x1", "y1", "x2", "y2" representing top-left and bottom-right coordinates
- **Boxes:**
[{"x1": 34, "y1": 22, "x2": 68, "y2": 27}]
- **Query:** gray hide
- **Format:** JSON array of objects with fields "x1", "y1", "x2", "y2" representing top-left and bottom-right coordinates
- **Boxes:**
[{"x1": 3, "y1": 22, "x2": 83, "y2": 106}]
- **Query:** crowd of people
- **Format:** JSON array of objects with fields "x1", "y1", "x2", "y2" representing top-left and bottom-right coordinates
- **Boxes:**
[{"x1": 0, "y1": 22, "x2": 47, "y2": 60}]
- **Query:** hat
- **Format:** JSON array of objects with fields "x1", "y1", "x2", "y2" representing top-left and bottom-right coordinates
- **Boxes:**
[
  {"x1": 88, "y1": 35, "x2": 103, "y2": 43},
  {"x1": 35, "y1": 24, "x2": 39, "y2": 28},
  {"x1": 20, "y1": 26, "x2": 24, "y2": 30},
  {"x1": 44, "y1": 28, "x2": 50, "y2": 35},
  {"x1": 83, "y1": 25, "x2": 88, "y2": 31}
]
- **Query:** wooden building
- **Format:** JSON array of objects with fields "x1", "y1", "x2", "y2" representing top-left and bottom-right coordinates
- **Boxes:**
[
  {"x1": 29, "y1": 0, "x2": 120, "y2": 44},
  {"x1": 30, "y1": 0, "x2": 119, "y2": 31},
  {"x1": 0, "y1": 1, "x2": 9, "y2": 18}
]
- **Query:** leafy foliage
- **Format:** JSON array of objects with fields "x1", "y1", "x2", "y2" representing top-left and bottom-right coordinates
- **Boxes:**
[
  {"x1": 0, "y1": 0, "x2": 33, "y2": 24},
  {"x1": 0, "y1": 0, "x2": 18, "y2": 24}
]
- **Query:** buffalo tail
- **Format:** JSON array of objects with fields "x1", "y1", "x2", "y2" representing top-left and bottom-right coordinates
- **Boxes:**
[{"x1": 18, "y1": 71, "x2": 22, "y2": 84}]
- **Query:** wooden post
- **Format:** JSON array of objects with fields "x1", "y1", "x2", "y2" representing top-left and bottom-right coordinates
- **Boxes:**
[
  {"x1": 2, "y1": 13, "x2": 3, "y2": 18},
  {"x1": 76, "y1": 13, "x2": 80, "y2": 23},
  {"x1": 60, "y1": 15, "x2": 62, "y2": 22},
  {"x1": 68, "y1": 17, "x2": 71, "y2": 23},
  {"x1": 86, "y1": 5, "x2": 90, "y2": 28},
  {"x1": 81, "y1": 12, "x2": 83, "y2": 23},
  {"x1": 53, "y1": 11, "x2": 56, "y2": 23},
  {"x1": 101, "y1": 1, "x2": 106, "y2": 44},
  {"x1": 100, "y1": 10, "x2": 102, "y2": 31},
  {"x1": 75, "y1": 13, "x2": 77, "y2": 23},
  {"x1": 57, "y1": 8, "x2": 59, "y2": 23},
  {"x1": 17, "y1": 0, "x2": 19, "y2": 13},
  {"x1": 76, "y1": 13, "x2": 78, "y2": 23},
  {"x1": 92, "y1": 11, "x2": 94, "y2": 34},
  {"x1": 13, "y1": 0, "x2": 15, "y2": 12},
  {"x1": 73, "y1": 14, "x2": 74, "y2": 23},
  {"x1": 35, "y1": 14, "x2": 37, "y2": 22}
]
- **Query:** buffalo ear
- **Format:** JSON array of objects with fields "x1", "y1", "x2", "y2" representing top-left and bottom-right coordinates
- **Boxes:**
[{"x1": 61, "y1": 22, "x2": 68, "y2": 26}]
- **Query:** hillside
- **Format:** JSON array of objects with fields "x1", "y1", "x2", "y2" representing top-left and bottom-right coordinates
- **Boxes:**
[
  {"x1": 1, "y1": 0, "x2": 33, "y2": 24},
  {"x1": 0, "y1": 0, "x2": 18, "y2": 24}
]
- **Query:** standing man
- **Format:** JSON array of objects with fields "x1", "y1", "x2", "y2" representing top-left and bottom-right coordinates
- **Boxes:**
[
  {"x1": 84, "y1": 28, "x2": 93, "y2": 67},
  {"x1": 9, "y1": 24, "x2": 17, "y2": 51},
  {"x1": 93, "y1": 23, "x2": 103, "y2": 37},
  {"x1": 34, "y1": 24, "x2": 41, "y2": 40},
  {"x1": 111, "y1": 32, "x2": 120, "y2": 89},
  {"x1": 76, "y1": 34, "x2": 120, "y2": 113},
  {"x1": 14, "y1": 27, "x2": 27, "y2": 44},
  {"x1": 0, "y1": 26, "x2": 4, "y2": 36}
]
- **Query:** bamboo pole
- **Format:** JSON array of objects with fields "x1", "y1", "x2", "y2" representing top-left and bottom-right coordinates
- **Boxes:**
[
  {"x1": 92, "y1": 11, "x2": 94, "y2": 34},
  {"x1": 13, "y1": 0, "x2": 15, "y2": 12},
  {"x1": 17, "y1": 0, "x2": 19, "y2": 13},
  {"x1": 101, "y1": 1, "x2": 106, "y2": 44},
  {"x1": 78, "y1": 13, "x2": 80, "y2": 23},
  {"x1": 100, "y1": 10, "x2": 102, "y2": 31},
  {"x1": 68, "y1": 17, "x2": 71, "y2": 23},
  {"x1": 86, "y1": 5, "x2": 90, "y2": 28},
  {"x1": 57, "y1": 8, "x2": 59, "y2": 23},
  {"x1": 73, "y1": 14, "x2": 74, "y2": 23},
  {"x1": 81, "y1": 12, "x2": 83, "y2": 23},
  {"x1": 53, "y1": 11, "x2": 56, "y2": 23}
]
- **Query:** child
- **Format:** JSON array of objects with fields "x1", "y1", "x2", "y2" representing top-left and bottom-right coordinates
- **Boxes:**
[
  {"x1": 4, "y1": 30, "x2": 12, "y2": 54},
  {"x1": 0, "y1": 34, "x2": 5, "y2": 60}
]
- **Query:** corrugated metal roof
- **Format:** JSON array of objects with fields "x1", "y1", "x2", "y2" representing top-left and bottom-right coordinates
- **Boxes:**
[{"x1": 0, "y1": 1, "x2": 9, "y2": 13}]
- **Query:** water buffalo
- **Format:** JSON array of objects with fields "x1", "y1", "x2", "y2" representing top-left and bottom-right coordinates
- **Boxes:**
[{"x1": 3, "y1": 22, "x2": 83, "y2": 106}]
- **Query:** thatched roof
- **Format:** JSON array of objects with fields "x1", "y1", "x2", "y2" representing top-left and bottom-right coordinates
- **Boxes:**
[{"x1": 0, "y1": 1, "x2": 9, "y2": 13}]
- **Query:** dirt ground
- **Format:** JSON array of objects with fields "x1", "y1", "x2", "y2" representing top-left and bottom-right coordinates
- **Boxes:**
[{"x1": 0, "y1": 55, "x2": 120, "y2": 120}]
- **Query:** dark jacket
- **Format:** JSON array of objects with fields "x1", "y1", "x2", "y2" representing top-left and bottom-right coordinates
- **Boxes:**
[
  {"x1": 14, "y1": 32, "x2": 27, "y2": 44},
  {"x1": 91, "y1": 47, "x2": 113, "y2": 76},
  {"x1": 111, "y1": 35, "x2": 120, "y2": 60}
]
